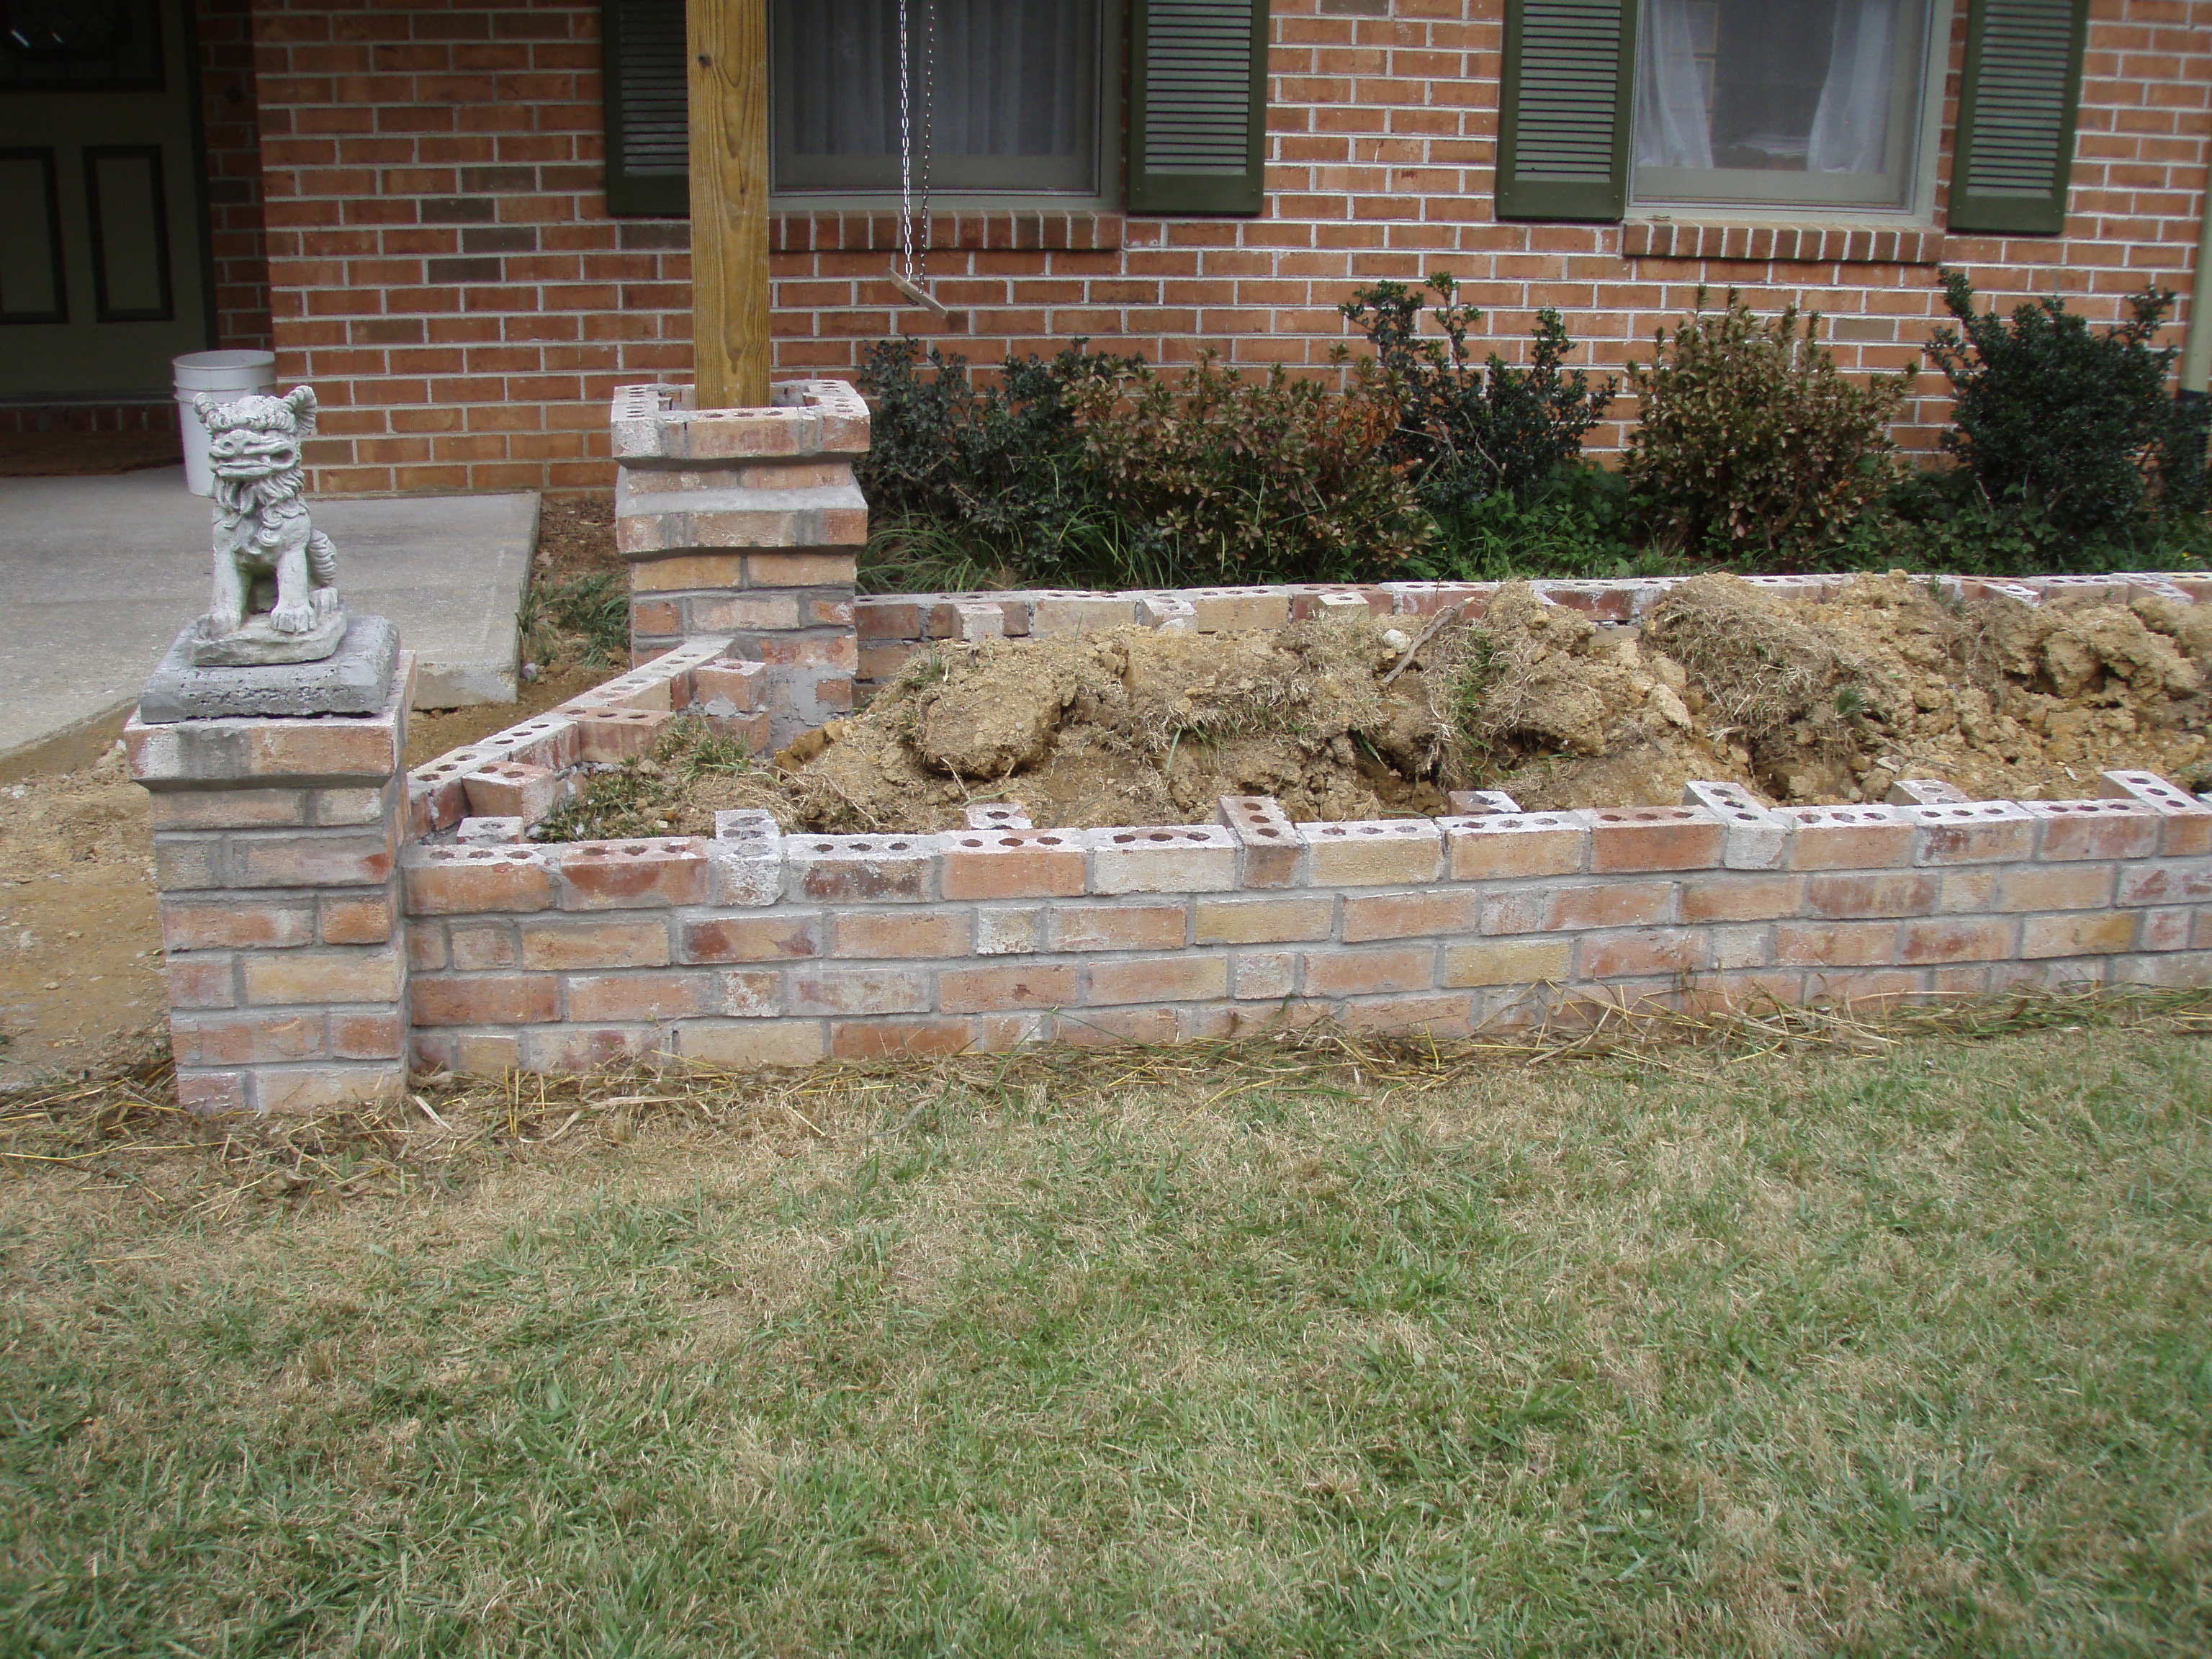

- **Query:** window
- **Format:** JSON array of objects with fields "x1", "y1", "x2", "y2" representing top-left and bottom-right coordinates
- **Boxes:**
[
  {"x1": 772, "y1": 1, "x2": 1103, "y2": 197},
  {"x1": 601, "y1": 0, "x2": 1270, "y2": 218},
  {"x1": 1632, "y1": 0, "x2": 1933, "y2": 213},
  {"x1": 1497, "y1": 0, "x2": 2092, "y2": 235}
]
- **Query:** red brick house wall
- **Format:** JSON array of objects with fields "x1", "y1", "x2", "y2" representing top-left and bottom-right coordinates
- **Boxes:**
[
  {"x1": 244, "y1": 0, "x2": 2212, "y2": 497},
  {"x1": 199, "y1": 0, "x2": 277, "y2": 354}
]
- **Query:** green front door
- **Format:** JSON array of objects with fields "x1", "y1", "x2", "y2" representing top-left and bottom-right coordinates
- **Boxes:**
[{"x1": 0, "y1": 0, "x2": 211, "y2": 400}]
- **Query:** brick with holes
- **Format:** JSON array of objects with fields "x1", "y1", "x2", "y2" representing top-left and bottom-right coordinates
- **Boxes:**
[
  {"x1": 786, "y1": 833, "x2": 940, "y2": 904},
  {"x1": 1442, "y1": 813, "x2": 1586, "y2": 880},
  {"x1": 1586, "y1": 805, "x2": 1725, "y2": 872},
  {"x1": 1215, "y1": 796, "x2": 1304, "y2": 887},
  {"x1": 942, "y1": 828, "x2": 1087, "y2": 899},
  {"x1": 2021, "y1": 799, "x2": 2164, "y2": 861},
  {"x1": 2096, "y1": 770, "x2": 2212, "y2": 855},
  {"x1": 1088, "y1": 824, "x2": 1239, "y2": 894},
  {"x1": 555, "y1": 839, "x2": 711, "y2": 909},
  {"x1": 1777, "y1": 805, "x2": 1917, "y2": 870},
  {"x1": 461, "y1": 760, "x2": 562, "y2": 824},
  {"x1": 1298, "y1": 819, "x2": 1442, "y2": 886}
]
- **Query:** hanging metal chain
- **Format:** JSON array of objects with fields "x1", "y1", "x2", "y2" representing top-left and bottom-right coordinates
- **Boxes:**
[
  {"x1": 896, "y1": 0, "x2": 937, "y2": 286},
  {"x1": 916, "y1": 0, "x2": 933, "y2": 284},
  {"x1": 897, "y1": 0, "x2": 915, "y2": 284}
]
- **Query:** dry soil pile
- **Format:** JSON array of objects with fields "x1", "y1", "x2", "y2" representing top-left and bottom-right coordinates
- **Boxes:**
[{"x1": 655, "y1": 572, "x2": 2210, "y2": 836}]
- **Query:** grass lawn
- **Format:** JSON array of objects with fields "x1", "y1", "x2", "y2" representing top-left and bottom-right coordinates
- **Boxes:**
[{"x1": 3, "y1": 999, "x2": 2211, "y2": 1656}]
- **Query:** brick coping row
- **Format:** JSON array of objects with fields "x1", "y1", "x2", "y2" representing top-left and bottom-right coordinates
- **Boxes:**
[
  {"x1": 411, "y1": 567, "x2": 2211, "y2": 847},
  {"x1": 849, "y1": 570, "x2": 2212, "y2": 647}
]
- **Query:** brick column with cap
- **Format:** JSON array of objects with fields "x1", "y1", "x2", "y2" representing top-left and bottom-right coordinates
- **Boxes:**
[
  {"x1": 127, "y1": 654, "x2": 415, "y2": 1112},
  {"x1": 611, "y1": 379, "x2": 868, "y2": 750}
]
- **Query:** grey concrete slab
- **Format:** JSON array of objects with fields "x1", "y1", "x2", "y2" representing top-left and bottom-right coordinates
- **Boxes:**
[{"x1": 0, "y1": 464, "x2": 534, "y2": 773}]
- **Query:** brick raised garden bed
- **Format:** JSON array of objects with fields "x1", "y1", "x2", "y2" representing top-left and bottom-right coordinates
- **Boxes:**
[
  {"x1": 383, "y1": 578, "x2": 2212, "y2": 1082},
  {"x1": 125, "y1": 378, "x2": 2212, "y2": 1109}
]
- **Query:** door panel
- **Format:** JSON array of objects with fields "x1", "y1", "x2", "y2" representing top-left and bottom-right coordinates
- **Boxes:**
[{"x1": 0, "y1": 0, "x2": 209, "y2": 397}]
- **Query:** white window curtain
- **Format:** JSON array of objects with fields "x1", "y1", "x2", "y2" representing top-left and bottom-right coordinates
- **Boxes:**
[
  {"x1": 1807, "y1": 0, "x2": 1897, "y2": 173},
  {"x1": 1634, "y1": 0, "x2": 1714, "y2": 170},
  {"x1": 773, "y1": 0, "x2": 1099, "y2": 191}
]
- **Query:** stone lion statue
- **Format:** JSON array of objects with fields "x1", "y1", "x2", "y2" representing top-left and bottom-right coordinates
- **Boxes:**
[{"x1": 190, "y1": 384, "x2": 346, "y2": 665}]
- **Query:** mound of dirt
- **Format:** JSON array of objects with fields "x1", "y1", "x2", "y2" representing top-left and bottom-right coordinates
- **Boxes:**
[
  {"x1": 634, "y1": 574, "x2": 2211, "y2": 837},
  {"x1": 693, "y1": 621, "x2": 1449, "y2": 835}
]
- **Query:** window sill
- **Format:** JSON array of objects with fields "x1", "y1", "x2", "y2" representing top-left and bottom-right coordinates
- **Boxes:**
[
  {"x1": 1622, "y1": 220, "x2": 1946, "y2": 265},
  {"x1": 771, "y1": 210, "x2": 1125, "y2": 256}
]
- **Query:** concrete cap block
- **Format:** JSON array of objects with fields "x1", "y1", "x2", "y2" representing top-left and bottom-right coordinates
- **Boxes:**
[
  {"x1": 1887, "y1": 778, "x2": 1970, "y2": 806},
  {"x1": 1682, "y1": 782, "x2": 1786, "y2": 869},
  {"x1": 457, "y1": 816, "x2": 526, "y2": 845},
  {"x1": 1215, "y1": 794, "x2": 1304, "y2": 887},
  {"x1": 138, "y1": 615, "x2": 402, "y2": 724}
]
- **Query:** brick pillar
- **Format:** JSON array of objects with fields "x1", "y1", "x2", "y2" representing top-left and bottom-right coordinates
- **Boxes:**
[
  {"x1": 611, "y1": 379, "x2": 868, "y2": 750},
  {"x1": 126, "y1": 655, "x2": 415, "y2": 1113}
]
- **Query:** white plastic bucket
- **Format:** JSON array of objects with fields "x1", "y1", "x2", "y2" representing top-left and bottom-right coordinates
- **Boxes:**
[{"x1": 174, "y1": 350, "x2": 277, "y2": 496}]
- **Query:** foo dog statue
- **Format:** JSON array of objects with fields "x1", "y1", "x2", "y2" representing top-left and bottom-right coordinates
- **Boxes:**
[{"x1": 188, "y1": 384, "x2": 347, "y2": 667}]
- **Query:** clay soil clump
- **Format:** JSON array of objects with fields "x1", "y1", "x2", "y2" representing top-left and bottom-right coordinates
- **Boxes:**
[{"x1": 573, "y1": 574, "x2": 2211, "y2": 841}]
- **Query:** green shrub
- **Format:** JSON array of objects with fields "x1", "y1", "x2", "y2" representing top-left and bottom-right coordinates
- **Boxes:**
[
  {"x1": 1065, "y1": 351, "x2": 1428, "y2": 583},
  {"x1": 1409, "y1": 463, "x2": 1665, "y2": 583},
  {"x1": 1926, "y1": 268, "x2": 2212, "y2": 536},
  {"x1": 1338, "y1": 274, "x2": 1614, "y2": 518},
  {"x1": 853, "y1": 336, "x2": 1138, "y2": 557},
  {"x1": 1624, "y1": 289, "x2": 1909, "y2": 556}
]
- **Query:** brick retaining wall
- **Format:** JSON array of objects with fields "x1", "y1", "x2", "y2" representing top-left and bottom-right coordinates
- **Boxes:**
[
  {"x1": 400, "y1": 774, "x2": 2212, "y2": 1076},
  {"x1": 386, "y1": 575, "x2": 2212, "y2": 1079}
]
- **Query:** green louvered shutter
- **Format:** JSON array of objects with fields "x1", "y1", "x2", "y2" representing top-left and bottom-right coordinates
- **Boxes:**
[
  {"x1": 1950, "y1": 0, "x2": 2089, "y2": 235},
  {"x1": 1497, "y1": 0, "x2": 1637, "y2": 222},
  {"x1": 1128, "y1": 0, "x2": 1270, "y2": 215},
  {"x1": 602, "y1": 0, "x2": 689, "y2": 217}
]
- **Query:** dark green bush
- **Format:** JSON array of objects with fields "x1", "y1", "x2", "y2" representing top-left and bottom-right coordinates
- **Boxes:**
[
  {"x1": 853, "y1": 336, "x2": 1138, "y2": 557},
  {"x1": 1623, "y1": 289, "x2": 1909, "y2": 556},
  {"x1": 1926, "y1": 268, "x2": 2212, "y2": 535},
  {"x1": 1338, "y1": 274, "x2": 1614, "y2": 518}
]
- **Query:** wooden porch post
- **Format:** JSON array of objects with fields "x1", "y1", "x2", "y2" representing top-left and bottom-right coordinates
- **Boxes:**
[{"x1": 687, "y1": 0, "x2": 770, "y2": 408}]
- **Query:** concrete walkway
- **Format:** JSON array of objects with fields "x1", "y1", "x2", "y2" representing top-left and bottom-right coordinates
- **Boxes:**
[{"x1": 0, "y1": 465, "x2": 534, "y2": 774}]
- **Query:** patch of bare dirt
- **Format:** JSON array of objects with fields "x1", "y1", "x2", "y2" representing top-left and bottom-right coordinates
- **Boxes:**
[
  {"x1": 0, "y1": 747, "x2": 167, "y2": 1089},
  {"x1": 658, "y1": 575, "x2": 2211, "y2": 834}
]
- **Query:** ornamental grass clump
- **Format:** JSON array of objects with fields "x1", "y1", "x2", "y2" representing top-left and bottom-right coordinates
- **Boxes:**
[{"x1": 1624, "y1": 289, "x2": 1910, "y2": 556}]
